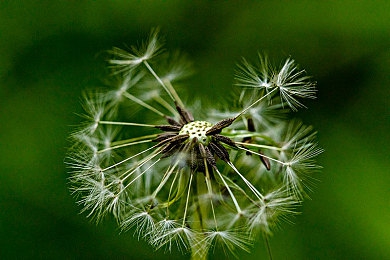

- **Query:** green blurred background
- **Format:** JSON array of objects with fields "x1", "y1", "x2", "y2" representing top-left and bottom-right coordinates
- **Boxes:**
[{"x1": 1, "y1": 1, "x2": 389, "y2": 259}]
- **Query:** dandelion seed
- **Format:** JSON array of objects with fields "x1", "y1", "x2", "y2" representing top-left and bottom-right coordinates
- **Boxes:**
[
  {"x1": 199, "y1": 229, "x2": 253, "y2": 258},
  {"x1": 67, "y1": 29, "x2": 322, "y2": 259},
  {"x1": 236, "y1": 54, "x2": 317, "y2": 111},
  {"x1": 108, "y1": 28, "x2": 163, "y2": 74}
]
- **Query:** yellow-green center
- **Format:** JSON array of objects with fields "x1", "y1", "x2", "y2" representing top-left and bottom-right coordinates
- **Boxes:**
[{"x1": 179, "y1": 121, "x2": 213, "y2": 145}]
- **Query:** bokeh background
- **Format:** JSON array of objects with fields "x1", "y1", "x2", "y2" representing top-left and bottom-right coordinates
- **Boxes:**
[{"x1": 1, "y1": 1, "x2": 389, "y2": 259}]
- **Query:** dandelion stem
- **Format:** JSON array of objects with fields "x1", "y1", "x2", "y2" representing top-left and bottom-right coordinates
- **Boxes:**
[
  {"x1": 116, "y1": 149, "x2": 160, "y2": 181},
  {"x1": 143, "y1": 61, "x2": 176, "y2": 102},
  {"x1": 236, "y1": 146, "x2": 287, "y2": 165},
  {"x1": 214, "y1": 167, "x2": 242, "y2": 213},
  {"x1": 234, "y1": 87, "x2": 278, "y2": 119},
  {"x1": 101, "y1": 144, "x2": 159, "y2": 172},
  {"x1": 191, "y1": 173, "x2": 210, "y2": 260},
  {"x1": 164, "y1": 79, "x2": 185, "y2": 108},
  {"x1": 123, "y1": 92, "x2": 166, "y2": 117},
  {"x1": 153, "y1": 95, "x2": 179, "y2": 116},
  {"x1": 120, "y1": 157, "x2": 161, "y2": 193},
  {"x1": 228, "y1": 162, "x2": 264, "y2": 200},
  {"x1": 165, "y1": 169, "x2": 180, "y2": 216},
  {"x1": 182, "y1": 172, "x2": 194, "y2": 227},
  {"x1": 98, "y1": 121, "x2": 156, "y2": 128},
  {"x1": 235, "y1": 141, "x2": 283, "y2": 151},
  {"x1": 150, "y1": 162, "x2": 179, "y2": 198},
  {"x1": 204, "y1": 158, "x2": 218, "y2": 229},
  {"x1": 108, "y1": 134, "x2": 158, "y2": 147},
  {"x1": 98, "y1": 139, "x2": 153, "y2": 154}
]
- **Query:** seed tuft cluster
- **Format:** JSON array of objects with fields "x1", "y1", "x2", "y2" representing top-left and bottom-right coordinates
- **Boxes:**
[{"x1": 67, "y1": 29, "x2": 322, "y2": 259}]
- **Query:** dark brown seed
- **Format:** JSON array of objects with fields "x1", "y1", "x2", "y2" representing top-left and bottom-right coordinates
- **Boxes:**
[
  {"x1": 153, "y1": 132, "x2": 177, "y2": 143},
  {"x1": 159, "y1": 135, "x2": 188, "y2": 157},
  {"x1": 247, "y1": 117, "x2": 255, "y2": 132},
  {"x1": 190, "y1": 146, "x2": 198, "y2": 169},
  {"x1": 160, "y1": 145, "x2": 180, "y2": 158},
  {"x1": 213, "y1": 134, "x2": 237, "y2": 148},
  {"x1": 242, "y1": 136, "x2": 252, "y2": 143},
  {"x1": 243, "y1": 118, "x2": 255, "y2": 142},
  {"x1": 242, "y1": 117, "x2": 255, "y2": 154},
  {"x1": 259, "y1": 151, "x2": 271, "y2": 171},
  {"x1": 204, "y1": 146, "x2": 217, "y2": 167},
  {"x1": 209, "y1": 141, "x2": 230, "y2": 162},
  {"x1": 169, "y1": 134, "x2": 190, "y2": 145},
  {"x1": 198, "y1": 143, "x2": 207, "y2": 159},
  {"x1": 175, "y1": 102, "x2": 194, "y2": 124},
  {"x1": 165, "y1": 116, "x2": 182, "y2": 127},
  {"x1": 155, "y1": 125, "x2": 182, "y2": 132},
  {"x1": 206, "y1": 118, "x2": 235, "y2": 135},
  {"x1": 155, "y1": 134, "x2": 188, "y2": 147}
]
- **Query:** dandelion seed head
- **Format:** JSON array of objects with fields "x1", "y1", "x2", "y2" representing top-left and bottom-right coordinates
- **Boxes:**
[
  {"x1": 179, "y1": 121, "x2": 213, "y2": 145},
  {"x1": 66, "y1": 29, "x2": 322, "y2": 258}
]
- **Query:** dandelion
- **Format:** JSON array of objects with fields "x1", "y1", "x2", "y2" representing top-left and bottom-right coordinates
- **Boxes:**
[{"x1": 67, "y1": 30, "x2": 322, "y2": 260}]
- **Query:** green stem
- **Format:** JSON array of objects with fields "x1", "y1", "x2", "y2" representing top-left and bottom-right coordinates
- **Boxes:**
[
  {"x1": 143, "y1": 60, "x2": 175, "y2": 102},
  {"x1": 263, "y1": 232, "x2": 273, "y2": 260},
  {"x1": 190, "y1": 173, "x2": 209, "y2": 260}
]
